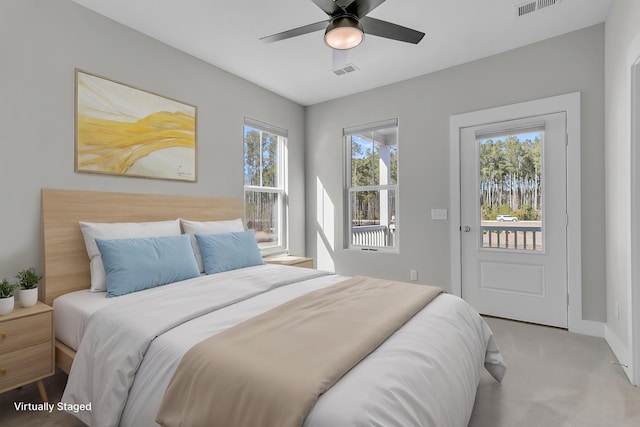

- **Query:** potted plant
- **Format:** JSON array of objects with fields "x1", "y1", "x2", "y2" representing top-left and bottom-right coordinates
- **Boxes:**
[
  {"x1": 0, "y1": 279, "x2": 19, "y2": 315},
  {"x1": 16, "y1": 267, "x2": 42, "y2": 308}
]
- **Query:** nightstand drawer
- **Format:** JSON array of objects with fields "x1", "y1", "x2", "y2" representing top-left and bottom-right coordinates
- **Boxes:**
[
  {"x1": 0, "y1": 312, "x2": 52, "y2": 354},
  {"x1": 0, "y1": 341, "x2": 53, "y2": 391}
]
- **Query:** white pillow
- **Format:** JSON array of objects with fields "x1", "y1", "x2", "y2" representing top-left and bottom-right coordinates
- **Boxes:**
[
  {"x1": 79, "y1": 219, "x2": 182, "y2": 292},
  {"x1": 180, "y1": 218, "x2": 244, "y2": 273}
]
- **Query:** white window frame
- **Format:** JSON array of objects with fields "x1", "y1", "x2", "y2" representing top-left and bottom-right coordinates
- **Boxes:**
[
  {"x1": 243, "y1": 117, "x2": 288, "y2": 255},
  {"x1": 344, "y1": 118, "x2": 399, "y2": 252}
]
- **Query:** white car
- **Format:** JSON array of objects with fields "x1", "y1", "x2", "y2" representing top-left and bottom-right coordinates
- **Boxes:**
[{"x1": 497, "y1": 215, "x2": 518, "y2": 222}]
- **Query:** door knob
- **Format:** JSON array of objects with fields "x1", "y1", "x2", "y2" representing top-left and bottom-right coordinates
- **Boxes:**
[{"x1": 463, "y1": 226, "x2": 471, "y2": 232}]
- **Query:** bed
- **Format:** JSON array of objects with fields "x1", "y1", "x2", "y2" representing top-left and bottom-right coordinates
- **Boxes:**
[{"x1": 41, "y1": 188, "x2": 505, "y2": 427}]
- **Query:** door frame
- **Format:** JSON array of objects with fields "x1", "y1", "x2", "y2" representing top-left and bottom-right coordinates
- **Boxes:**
[
  {"x1": 628, "y1": 32, "x2": 640, "y2": 386},
  {"x1": 449, "y1": 92, "x2": 599, "y2": 336}
]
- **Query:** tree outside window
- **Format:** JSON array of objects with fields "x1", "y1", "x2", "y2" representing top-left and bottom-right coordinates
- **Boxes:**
[
  {"x1": 479, "y1": 132, "x2": 542, "y2": 221},
  {"x1": 345, "y1": 119, "x2": 398, "y2": 250},
  {"x1": 243, "y1": 119, "x2": 287, "y2": 253}
]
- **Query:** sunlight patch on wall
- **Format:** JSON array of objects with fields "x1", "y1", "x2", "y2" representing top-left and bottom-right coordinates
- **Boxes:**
[{"x1": 316, "y1": 176, "x2": 335, "y2": 271}]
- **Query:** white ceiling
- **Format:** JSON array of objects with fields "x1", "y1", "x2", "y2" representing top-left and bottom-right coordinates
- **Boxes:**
[{"x1": 72, "y1": 0, "x2": 613, "y2": 106}]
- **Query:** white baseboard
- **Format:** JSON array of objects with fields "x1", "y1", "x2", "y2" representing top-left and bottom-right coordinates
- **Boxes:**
[
  {"x1": 569, "y1": 318, "x2": 604, "y2": 337},
  {"x1": 604, "y1": 324, "x2": 632, "y2": 382}
]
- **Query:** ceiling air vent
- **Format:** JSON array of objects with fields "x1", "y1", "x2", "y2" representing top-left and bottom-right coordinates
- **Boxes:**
[
  {"x1": 517, "y1": 1, "x2": 536, "y2": 16},
  {"x1": 516, "y1": 0, "x2": 560, "y2": 17},
  {"x1": 537, "y1": 0, "x2": 559, "y2": 10},
  {"x1": 333, "y1": 63, "x2": 359, "y2": 76}
]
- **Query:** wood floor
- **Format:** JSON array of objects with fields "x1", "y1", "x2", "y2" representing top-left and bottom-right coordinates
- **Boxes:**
[{"x1": 1, "y1": 316, "x2": 639, "y2": 426}]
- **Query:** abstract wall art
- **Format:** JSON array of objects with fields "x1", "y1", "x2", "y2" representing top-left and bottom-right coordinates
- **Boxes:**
[{"x1": 75, "y1": 70, "x2": 197, "y2": 181}]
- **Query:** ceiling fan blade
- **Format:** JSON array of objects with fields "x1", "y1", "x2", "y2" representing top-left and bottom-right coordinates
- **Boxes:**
[
  {"x1": 346, "y1": 0, "x2": 386, "y2": 19},
  {"x1": 360, "y1": 16, "x2": 425, "y2": 44},
  {"x1": 334, "y1": 0, "x2": 357, "y2": 9},
  {"x1": 260, "y1": 20, "x2": 329, "y2": 43},
  {"x1": 310, "y1": 0, "x2": 345, "y2": 16},
  {"x1": 332, "y1": 48, "x2": 349, "y2": 71}
]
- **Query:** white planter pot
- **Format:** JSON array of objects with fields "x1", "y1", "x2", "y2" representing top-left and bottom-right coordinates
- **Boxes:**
[
  {"x1": 0, "y1": 296, "x2": 14, "y2": 315},
  {"x1": 19, "y1": 287, "x2": 38, "y2": 308}
]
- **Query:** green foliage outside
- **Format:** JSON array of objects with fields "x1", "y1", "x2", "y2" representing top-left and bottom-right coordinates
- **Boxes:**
[
  {"x1": 350, "y1": 138, "x2": 398, "y2": 187},
  {"x1": 480, "y1": 134, "x2": 542, "y2": 220},
  {"x1": 244, "y1": 128, "x2": 279, "y2": 234},
  {"x1": 350, "y1": 134, "x2": 397, "y2": 223},
  {"x1": 244, "y1": 128, "x2": 277, "y2": 188}
]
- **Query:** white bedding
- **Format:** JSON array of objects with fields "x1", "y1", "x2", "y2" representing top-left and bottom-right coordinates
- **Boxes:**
[
  {"x1": 61, "y1": 264, "x2": 505, "y2": 427},
  {"x1": 53, "y1": 289, "x2": 116, "y2": 350}
]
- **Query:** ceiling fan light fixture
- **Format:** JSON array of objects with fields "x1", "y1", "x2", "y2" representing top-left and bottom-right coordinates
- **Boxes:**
[{"x1": 324, "y1": 16, "x2": 364, "y2": 50}]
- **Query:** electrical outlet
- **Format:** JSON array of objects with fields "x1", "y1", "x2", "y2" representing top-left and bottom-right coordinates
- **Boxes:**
[{"x1": 410, "y1": 269, "x2": 418, "y2": 281}]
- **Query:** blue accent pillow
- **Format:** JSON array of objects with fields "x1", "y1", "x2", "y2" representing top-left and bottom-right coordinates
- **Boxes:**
[
  {"x1": 195, "y1": 230, "x2": 264, "y2": 275},
  {"x1": 96, "y1": 234, "x2": 200, "y2": 298}
]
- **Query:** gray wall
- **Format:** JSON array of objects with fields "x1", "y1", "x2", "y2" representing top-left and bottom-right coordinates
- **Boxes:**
[
  {"x1": 305, "y1": 24, "x2": 606, "y2": 322},
  {"x1": 604, "y1": 0, "x2": 640, "y2": 349},
  {"x1": 0, "y1": 1, "x2": 609, "y2": 325},
  {"x1": 0, "y1": 0, "x2": 306, "y2": 281}
]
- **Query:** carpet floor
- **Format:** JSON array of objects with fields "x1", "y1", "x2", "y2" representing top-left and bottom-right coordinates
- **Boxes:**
[{"x1": 469, "y1": 317, "x2": 640, "y2": 427}]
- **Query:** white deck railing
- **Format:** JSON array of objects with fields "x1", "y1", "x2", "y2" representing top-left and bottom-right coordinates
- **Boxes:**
[
  {"x1": 352, "y1": 225, "x2": 390, "y2": 247},
  {"x1": 481, "y1": 225, "x2": 542, "y2": 251}
]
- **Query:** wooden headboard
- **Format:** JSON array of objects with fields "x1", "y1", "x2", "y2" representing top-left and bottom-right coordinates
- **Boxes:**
[{"x1": 41, "y1": 189, "x2": 243, "y2": 305}]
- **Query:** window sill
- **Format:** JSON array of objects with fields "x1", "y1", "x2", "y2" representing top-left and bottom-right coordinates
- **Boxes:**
[{"x1": 345, "y1": 246, "x2": 399, "y2": 254}]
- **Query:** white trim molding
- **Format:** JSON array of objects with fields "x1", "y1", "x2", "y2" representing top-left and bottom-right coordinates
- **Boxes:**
[
  {"x1": 449, "y1": 92, "x2": 594, "y2": 335},
  {"x1": 626, "y1": 31, "x2": 640, "y2": 386},
  {"x1": 605, "y1": 324, "x2": 632, "y2": 380}
]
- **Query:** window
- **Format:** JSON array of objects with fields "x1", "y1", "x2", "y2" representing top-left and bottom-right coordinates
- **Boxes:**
[
  {"x1": 478, "y1": 129, "x2": 544, "y2": 251},
  {"x1": 344, "y1": 119, "x2": 398, "y2": 250},
  {"x1": 243, "y1": 118, "x2": 287, "y2": 253}
]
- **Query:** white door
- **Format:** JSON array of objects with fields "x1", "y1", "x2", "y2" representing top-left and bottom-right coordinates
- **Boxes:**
[{"x1": 460, "y1": 113, "x2": 567, "y2": 328}]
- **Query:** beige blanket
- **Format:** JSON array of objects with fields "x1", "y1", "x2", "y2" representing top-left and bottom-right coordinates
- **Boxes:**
[{"x1": 156, "y1": 275, "x2": 443, "y2": 427}]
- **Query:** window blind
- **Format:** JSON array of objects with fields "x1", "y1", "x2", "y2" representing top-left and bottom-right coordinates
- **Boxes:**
[{"x1": 244, "y1": 117, "x2": 288, "y2": 137}]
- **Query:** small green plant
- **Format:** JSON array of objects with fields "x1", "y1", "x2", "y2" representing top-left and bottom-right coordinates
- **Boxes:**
[
  {"x1": 0, "y1": 279, "x2": 19, "y2": 299},
  {"x1": 16, "y1": 267, "x2": 42, "y2": 290}
]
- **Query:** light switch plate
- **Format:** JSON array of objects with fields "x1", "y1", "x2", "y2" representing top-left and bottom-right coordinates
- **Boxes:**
[{"x1": 431, "y1": 209, "x2": 448, "y2": 220}]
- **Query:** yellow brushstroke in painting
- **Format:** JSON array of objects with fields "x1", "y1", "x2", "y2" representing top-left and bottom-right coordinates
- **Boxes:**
[{"x1": 77, "y1": 110, "x2": 195, "y2": 174}]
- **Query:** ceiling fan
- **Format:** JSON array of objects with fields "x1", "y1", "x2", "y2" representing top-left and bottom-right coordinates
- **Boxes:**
[{"x1": 260, "y1": 0, "x2": 425, "y2": 69}]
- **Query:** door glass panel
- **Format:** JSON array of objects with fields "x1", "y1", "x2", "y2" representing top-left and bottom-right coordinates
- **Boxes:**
[{"x1": 478, "y1": 130, "x2": 543, "y2": 251}]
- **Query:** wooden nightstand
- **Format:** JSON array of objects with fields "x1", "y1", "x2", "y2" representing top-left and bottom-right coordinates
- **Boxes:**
[
  {"x1": 264, "y1": 255, "x2": 314, "y2": 269},
  {"x1": 0, "y1": 301, "x2": 54, "y2": 402}
]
